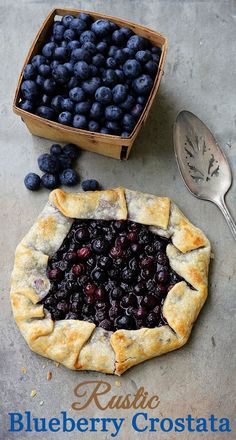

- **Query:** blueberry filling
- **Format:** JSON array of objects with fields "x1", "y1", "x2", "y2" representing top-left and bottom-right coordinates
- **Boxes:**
[{"x1": 41, "y1": 220, "x2": 183, "y2": 331}]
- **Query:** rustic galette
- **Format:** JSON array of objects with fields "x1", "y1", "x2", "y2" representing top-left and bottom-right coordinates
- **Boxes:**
[{"x1": 10, "y1": 188, "x2": 211, "y2": 375}]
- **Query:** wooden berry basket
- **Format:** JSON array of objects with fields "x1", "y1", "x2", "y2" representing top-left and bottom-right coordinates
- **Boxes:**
[{"x1": 13, "y1": 8, "x2": 167, "y2": 160}]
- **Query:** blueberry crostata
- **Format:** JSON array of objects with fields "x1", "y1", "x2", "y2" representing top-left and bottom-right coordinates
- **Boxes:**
[{"x1": 10, "y1": 188, "x2": 211, "y2": 374}]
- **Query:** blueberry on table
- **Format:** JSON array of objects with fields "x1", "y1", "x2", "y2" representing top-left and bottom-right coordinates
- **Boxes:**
[
  {"x1": 69, "y1": 86, "x2": 86, "y2": 102},
  {"x1": 132, "y1": 74, "x2": 153, "y2": 95},
  {"x1": 61, "y1": 97, "x2": 74, "y2": 112},
  {"x1": 135, "y1": 50, "x2": 152, "y2": 64},
  {"x1": 31, "y1": 54, "x2": 46, "y2": 68},
  {"x1": 82, "y1": 179, "x2": 99, "y2": 191},
  {"x1": 50, "y1": 144, "x2": 62, "y2": 155},
  {"x1": 123, "y1": 59, "x2": 141, "y2": 79},
  {"x1": 81, "y1": 77, "x2": 101, "y2": 95},
  {"x1": 59, "y1": 169, "x2": 79, "y2": 186},
  {"x1": 91, "y1": 20, "x2": 111, "y2": 37},
  {"x1": 74, "y1": 61, "x2": 91, "y2": 79},
  {"x1": 88, "y1": 120, "x2": 100, "y2": 132},
  {"x1": 112, "y1": 84, "x2": 127, "y2": 104},
  {"x1": 24, "y1": 173, "x2": 41, "y2": 191},
  {"x1": 35, "y1": 106, "x2": 55, "y2": 120},
  {"x1": 19, "y1": 100, "x2": 34, "y2": 112},
  {"x1": 105, "y1": 105, "x2": 123, "y2": 121},
  {"x1": 79, "y1": 30, "x2": 97, "y2": 45},
  {"x1": 127, "y1": 35, "x2": 147, "y2": 51},
  {"x1": 52, "y1": 65, "x2": 70, "y2": 84},
  {"x1": 95, "y1": 86, "x2": 112, "y2": 104},
  {"x1": 63, "y1": 143, "x2": 80, "y2": 160},
  {"x1": 51, "y1": 95, "x2": 63, "y2": 112},
  {"x1": 38, "y1": 153, "x2": 60, "y2": 173},
  {"x1": 62, "y1": 14, "x2": 74, "y2": 27},
  {"x1": 23, "y1": 64, "x2": 36, "y2": 80},
  {"x1": 21, "y1": 80, "x2": 39, "y2": 100},
  {"x1": 41, "y1": 173, "x2": 59, "y2": 189},
  {"x1": 42, "y1": 42, "x2": 57, "y2": 58},
  {"x1": 58, "y1": 111, "x2": 73, "y2": 125},
  {"x1": 74, "y1": 101, "x2": 90, "y2": 114},
  {"x1": 72, "y1": 114, "x2": 87, "y2": 129},
  {"x1": 58, "y1": 154, "x2": 72, "y2": 170}
]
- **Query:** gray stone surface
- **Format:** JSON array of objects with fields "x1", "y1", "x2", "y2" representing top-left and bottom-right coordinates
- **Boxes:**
[{"x1": 0, "y1": 0, "x2": 236, "y2": 438}]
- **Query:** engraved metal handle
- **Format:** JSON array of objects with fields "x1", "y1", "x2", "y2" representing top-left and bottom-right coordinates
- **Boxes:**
[{"x1": 215, "y1": 196, "x2": 236, "y2": 241}]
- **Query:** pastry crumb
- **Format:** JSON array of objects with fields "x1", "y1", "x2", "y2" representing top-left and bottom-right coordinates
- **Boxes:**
[
  {"x1": 47, "y1": 371, "x2": 52, "y2": 381},
  {"x1": 42, "y1": 364, "x2": 46, "y2": 369},
  {"x1": 30, "y1": 389, "x2": 37, "y2": 398},
  {"x1": 21, "y1": 367, "x2": 27, "y2": 374},
  {"x1": 115, "y1": 380, "x2": 121, "y2": 387},
  {"x1": 54, "y1": 362, "x2": 60, "y2": 367},
  {"x1": 210, "y1": 252, "x2": 215, "y2": 259},
  {"x1": 39, "y1": 400, "x2": 44, "y2": 406}
]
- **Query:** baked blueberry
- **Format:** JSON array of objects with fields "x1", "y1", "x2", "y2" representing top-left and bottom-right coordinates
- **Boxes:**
[
  {"x1": 59, "y1": 168, "x2": 79, "y2": 186},
  {"x1": 50, "y1": 144, "x2": 62, "y2": 155},
  {"x1": 63, "y1": 143, "x2": 79, "y2": 159},
  {"x1": 41, "y1": 173, "x2": 59, "y2": 189},
  {"x1": 81, "y1": 179, "x2": 99, "y2": 191},
  {"x1": 132, "y1": 74, "x2": 153, "y2": 95},
  {"x1": 115, "y1": 315, "x2": 135, "y2": 330},
  {"x1": 24, "y1": 173, "x2": 41, "y2": 191},
  {"x1": 35, "y1": 106, "x2": 55, "y2": 120},
  {"x1": 123, "y1": 59, "x2": 141, "y2": 79},
  {"x1": 69, "y1": 86, "x2": 86, "y2": 102},
  {"x1": 21, "y1": 80, "x2": 39, "y2": 100},
  {"x1": 72, "y1": 114, "x2": 87, "y2": 129},
  {"x1": 38, "y1": 153, "x2": 60, "y2": 173},
  {"x1": 23, "y1": 64, "x2": 37, "y2": 80},
  {"x1": 58, "y1": 111, "x2": 73, "y2": 125}
]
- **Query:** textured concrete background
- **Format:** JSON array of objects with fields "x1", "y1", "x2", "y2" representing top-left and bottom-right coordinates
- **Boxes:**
[{"x1": 0, "y1": 0, "x2": 236, "y2": 439}]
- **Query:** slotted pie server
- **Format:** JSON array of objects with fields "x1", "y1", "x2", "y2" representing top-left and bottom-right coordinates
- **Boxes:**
[{"x1": 173, "y1": 110, "x2": 236, "y2": 240}]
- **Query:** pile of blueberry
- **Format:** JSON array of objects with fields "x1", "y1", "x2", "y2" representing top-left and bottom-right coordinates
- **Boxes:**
[
  {"x1": 24, "y1": 142, "x2": 99, "y2": 191},
  {"x1": 42, "y1": 219, "x2": 183, "y2": 331},
  {"x1": 19, "y1": 12, "x2": 161, "y2": 137}
]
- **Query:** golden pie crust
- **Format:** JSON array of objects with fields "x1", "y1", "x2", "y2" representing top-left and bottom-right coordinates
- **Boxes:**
[{"x1": 10, "y1": 188, "x2": 211, "y2": 375}]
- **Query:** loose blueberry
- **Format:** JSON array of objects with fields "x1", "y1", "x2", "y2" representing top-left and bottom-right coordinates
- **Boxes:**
[
  {"x1": 59, "y1": 168, "x2": 79, "y2": 186},
  {"x1": 41, "y1": 173, "x2": 59, "y2": 189},
  {"x1": 24, "y1": 173, "x2": 41, "y2": 191},
  {"x1": 81, "y1": 179, "x2": 99, "y2": 191},
  {"x1": 50, "y1": 144, "x2": 62, "y2": 155},
  {"x1": 63, "y1": 143, "x2": 79, "y2": 159},
  {"x1": 38, "y1": 153, "x2": 60, "y2": 173}
]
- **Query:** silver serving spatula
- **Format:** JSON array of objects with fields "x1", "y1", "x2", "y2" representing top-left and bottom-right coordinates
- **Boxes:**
[{"x1": 174, "y1": 110, "x2": 236, "y2": 240}]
